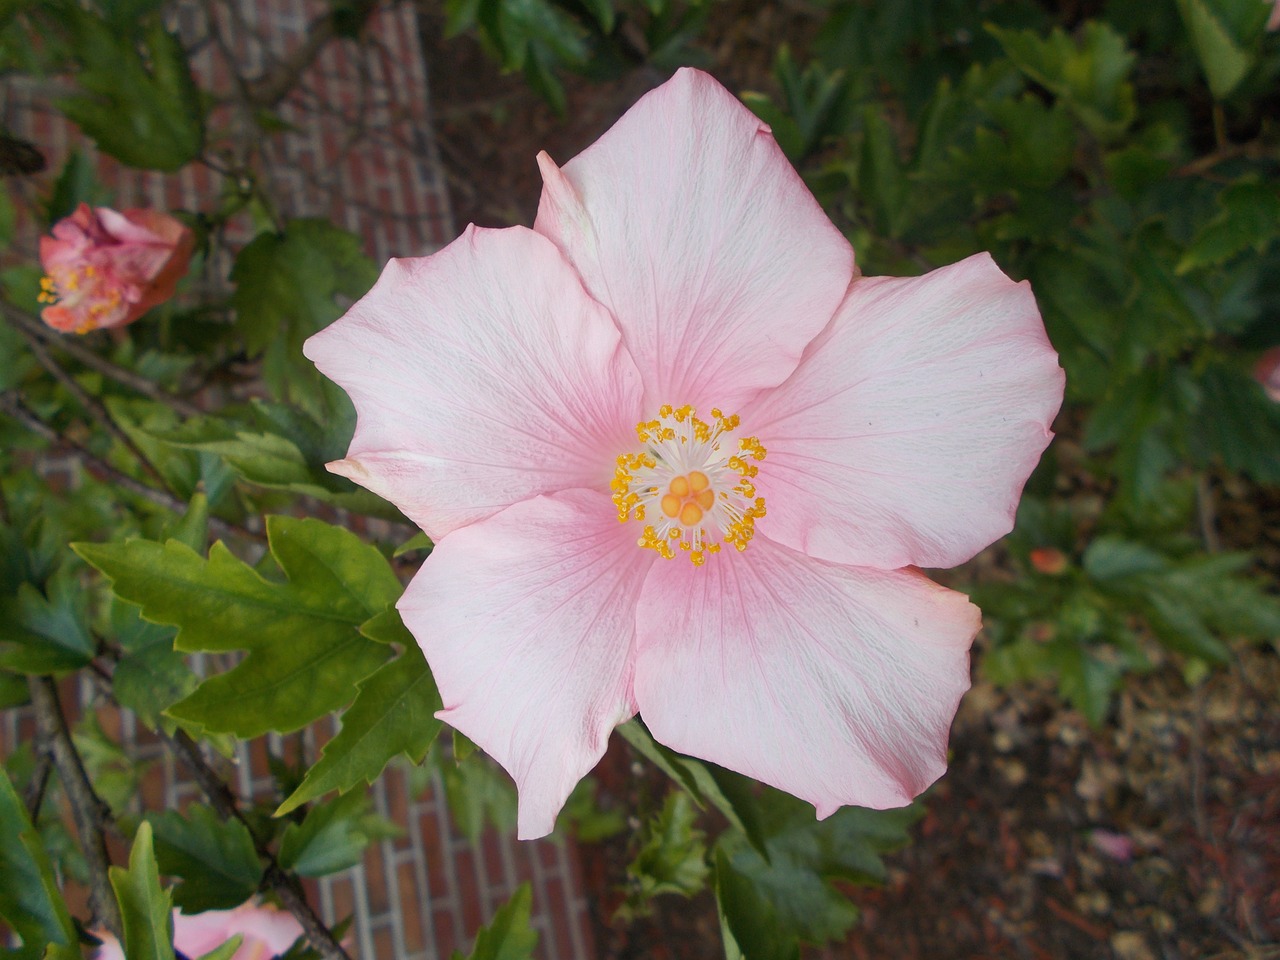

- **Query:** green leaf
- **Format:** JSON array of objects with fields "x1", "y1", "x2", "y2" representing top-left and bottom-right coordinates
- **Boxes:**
[
  {"x1": 988, "y1": 21, "x2": 1136, "y2": 140},
  {"x1": 441, "y1": 750, "x2": 517, "y2": 844},
  {"x1": 56, "y1": 14, "x2": 203, "y2": 170},
  {"x1": 1051, "y1": 641, "x2": 1126, "y2": 726},
  {"x1": 1175, "y1": 0, "x2": 1257, "y2": 99},
  {"x1": 0, "y1": 570, "x2": 95, "y2": 675},
  {"x1": 74, "y1": 517, "x2": 396, "y2": 737},
  {"x1": 110, "y1": 598, "x2": 195, "y2": 730},
  {"x1": 620, "y1": 792, "x2": 709, "y2": 919},
  {"x1": 714, "y1": 792, "x2": 919, "y2": 960},
  {"x1": 276, "y1": 641, "x2": 442, "y2": 815},
  {"x1": 577, "y1": 0, "x2": 613, "y2": 32},
  {"x1": 192, "y1": 936, "x2": 244, "y2": 960},
  {"x1": 452, "y1": 884, "x2": 538, "y2": 960},
  {"x1": 278, "y1": 789, "x2": 385, "y2": 877},
  {"x1": 1082, "y1": 536, "x2": 1169, "y2": 581},
  {"x1": 857, "y1": 106, "x2": 910, "y2": 238},
  {"x1": 144, "y1": 805, "x2": 262, "y2": 912},
  {"x1": 109, "y1": 822, "x2": 176, "y2": 960},
  {"x1": 136, "y1": 404, "x2": 398, "y2": 519},
  {"x1": 554, "y1": 777, "x2": 626, "y2": 843},
  {"x1": 0, "y1": 766, "x2": 78, "y2": 958},
  {"x1": 45, "y1": 150, "x2": 106, "y2": 225},
  {"x1": 1190, "y1": 364, "x2": 1280, "y2": 482},
  {"x1": 1178, "y1": 182, "x2": 1280, "y2": 273},
  {"x1": 230, "y1": 220, "x2": 377, "y2": 417},
  {"x1": 616, "y1": 720, "x2": 756, "y2": 848}
]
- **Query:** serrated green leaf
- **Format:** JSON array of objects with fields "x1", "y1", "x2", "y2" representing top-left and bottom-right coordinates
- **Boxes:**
[
  {"x1": 74, "y1": 517, "x2": 395, "y2": 737},
  {"x1": 230, "y1": 220, "x2": 377, "y2": 417},
  {"x1": 1178, "y1": 182, "x2": 1280, "y2": 273},
  {"x1": 110, "y1": 585, "x2": 195, "y2": 731},
  {"x1": 56, "y1": 14, "x2": 203, "y2": 170},
  {"x1": 110, "y1": 822, "x2": 176, "y2": 960},
  {"x1": 144, "y1": 805, "x2": 262, "y2": 912},
  {"x1": 452, "y1": 884, "x2": 538, "y2": 960},
  {"x1": 276, "y1": 642, "x2": 441, "y2": 815},
  {"x1": 621, "y1": 792, "x2": 708, "y2": 919},
  {"x1": 278, "y1": 790, "x2": 381, "y2": 877},
  {"x1": 441, "y1": 750, "x2": 517, "y2": 844},
  {"x1": 0, "y1": 766, "x2": 78, "y2": 959},
  {"x1": 616, "y1": 720, "x2": 756, "y2": 848},
  {"x1": 988, "y1": 21, "x2": 1135, "y2": 140},
  {"x1": 0, "y1": 570, "x2": 94, "y2": 675},
  {"x1": 714, "y1": 791, "x2": 919, "y2": 960}
]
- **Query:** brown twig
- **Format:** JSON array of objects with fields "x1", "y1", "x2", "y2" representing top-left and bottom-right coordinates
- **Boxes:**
[
  {"x1": 0, "y1": 392, "x2": 263, "y2": 544},
  {"x1": 1174, "y1": 140, "x2": 1268, "y2": 179},
  {"x1": 9, "y1": 314, "x2": 170, "y2": 489},
  {"x1": 1197, "y1": 473, "x2": 1221, "y2": 553},
  {"x1": 243, "y1": 0, "x2": 383, "y2": 108},
  {"x1": 161, "y1": 728, "x2": 352, "y2": 960},
  {"x1": 22, "y1": 750, "x2": 53, "y2": 823},
  {"x1": 27, "y1": 676, "x2": 123, "y2": 939},
  {"x1": 1, "y1": 302, "x2": 203, "y2": 418}
]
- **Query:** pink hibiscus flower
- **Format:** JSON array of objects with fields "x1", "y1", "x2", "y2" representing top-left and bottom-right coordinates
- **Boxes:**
[
  {"x1": 305, "y1": 68, "x2": 1064, "y2": 839},
  {"x1": 38, "y1": 203, "x2": 193, "y2": 334},
  {"x1": 94, "y1": 900, "x2": 303, "y2": 960}
]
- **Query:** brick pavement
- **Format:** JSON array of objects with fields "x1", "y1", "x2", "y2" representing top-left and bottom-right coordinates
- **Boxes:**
[{"x1": 1, "y1": 2, "x2": 595, "y2": 957}]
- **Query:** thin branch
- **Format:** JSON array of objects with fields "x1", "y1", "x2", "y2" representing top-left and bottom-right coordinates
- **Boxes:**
[
  {"x1": 1, "y1": 302, "x2": 203, "y2": 418},
  {"x1": 10, "y1": 315, "x2": 169, "y2": 489},
  {"x1": 161, "y1": 728, "x2": 352, "y2": 960},
  {"x1": 243, "y1": 0, "x2": 384, "y2": 108},
  {"x1": 22, "y1": 750, "x2": 53, "y2": 823},
  {"x1": 1197, "y1": 473, "x2": 1221, "y2": 553},
  {"x1": 27, "y1": 676, "x2": 123, "y2": 939},
  {"x1": 0, "y1": 392, "x2": 263, "y2": 544},
  {"x1": 1174, "y1": 140, "x2": 1268, "y2": 179}
]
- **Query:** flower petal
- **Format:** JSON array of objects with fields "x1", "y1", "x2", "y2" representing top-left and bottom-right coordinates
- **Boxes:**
[
  {"x1": 746, "y1": 253, "x2": 1064, "y2": 570},
  {"x1": 399, "y1": 489, "x2": 652, "y2": 839},
  {"x1": 534, "y1": 67, "x2": 854, "y2": 412},
  {"x1": 304, "y1": 225, "x2": 644, "y2": 541},
  {"x1": 634, "y1": 538, "x2": 978, "y2": 815}
]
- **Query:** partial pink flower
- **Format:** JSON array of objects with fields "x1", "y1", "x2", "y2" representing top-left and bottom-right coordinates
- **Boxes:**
[
  {"x1": 93, "y1": 900, "x2": 304, "y2": 960},
  {"x1": 38, "y1": 203, "x2": 193, "y2": 334},
  {"x1": 1255, "y1": 346, "x2": 1280, "y2": 402},
  {"x1": 1269, "y1": 0, "x2": 1280, "y2": 32},
  {"x1": 305, "y1": 68, "x2": 1065, "y2": 839}
]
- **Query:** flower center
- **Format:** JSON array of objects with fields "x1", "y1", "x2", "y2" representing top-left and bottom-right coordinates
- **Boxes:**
[
  {"x1": 611, "y1": 404, "x2": 767, "y2": 566},
  {"x1": 39, "y1": 266, "x2": 123, "y2": 332}
]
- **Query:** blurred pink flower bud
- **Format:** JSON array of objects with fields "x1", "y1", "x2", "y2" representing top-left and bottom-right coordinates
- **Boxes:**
[
  {"x1": 1255, "y1": 347, "x2": 1280, "y2": 402},
  {"x1": 94, "y1": 900, "x2": 304, "y2": 960},
  {"x1": 38, "y1": 202, "x2": 193, "y2": 334},
  {"x1": 1269, "y1": 0, "x2": 1280, "y2": 32},
  {"x1": 1029, "y1": 547, "x2": 1069, "y2": 575}
]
